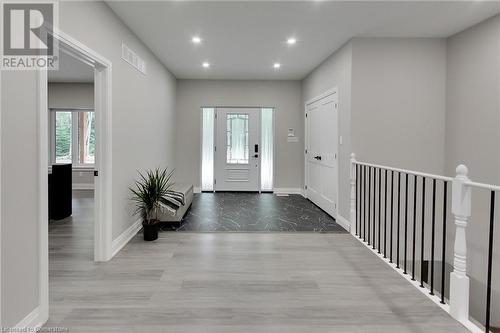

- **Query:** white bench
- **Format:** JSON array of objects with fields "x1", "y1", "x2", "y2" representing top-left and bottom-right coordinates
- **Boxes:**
[{"x1": 158, "y1": 183, "x2": 193, "y2": 222}]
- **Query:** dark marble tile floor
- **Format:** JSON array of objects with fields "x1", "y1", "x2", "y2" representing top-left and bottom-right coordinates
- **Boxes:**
[{"x1": 162, "y1": 192, "x2": 346, "y2": 233}]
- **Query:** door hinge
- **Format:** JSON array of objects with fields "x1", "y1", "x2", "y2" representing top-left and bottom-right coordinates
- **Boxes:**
[
  {"x1": 214, "y1": 146, "x2": 217, "y2": 152},
  {"x1": 214, "y1": 179, "x2": 216, "y2": 185},
  {"x1": 305, "y1": 185, "x2": 308, "y2": 190},
  {"x1": 305, "y1": 113, "x2": 308, "y2": 118},
  {"x1": 335, "y1": 103, "x2": 338, "y2": 109},
  {"x1": 305, "y1": 149, "x2": 308, "y2": 154},
  {"x1": 94, "y1": 170, "x2": 99, "y2": 177}
]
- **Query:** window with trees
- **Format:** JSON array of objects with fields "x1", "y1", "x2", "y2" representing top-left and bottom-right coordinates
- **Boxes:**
[{"x1": 51, "y1": 109, "x2": 95, "y2": 165}]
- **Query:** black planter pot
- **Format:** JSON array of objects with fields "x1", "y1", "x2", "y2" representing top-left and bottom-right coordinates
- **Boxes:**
[{"x1": 143, "y1": 224, "x2": 159, "y2": 241}]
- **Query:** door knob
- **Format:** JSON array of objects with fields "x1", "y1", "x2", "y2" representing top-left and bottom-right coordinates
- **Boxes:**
[{"x1": 254, "y1": 154, "x2": 259, "y2": 158}]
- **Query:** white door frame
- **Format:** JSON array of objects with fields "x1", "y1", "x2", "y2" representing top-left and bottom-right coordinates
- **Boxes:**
[
  {"x1": 36, "y1": 28, "x2": 113, "y2": 323},
  {"x1": 200, "y1": 106, "x2": 275, "y2": 193},
  {"x1": 215, "y1": 107, "x2": 261, "y2": 192},
  {"x1": 304, "y1": 87, "x2": 339, "y2": 217}
]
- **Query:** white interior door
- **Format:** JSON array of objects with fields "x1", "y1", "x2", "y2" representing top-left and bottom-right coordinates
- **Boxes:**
[
  {"x1": 215, "y1": 108, "x2": 260, "y2": 191},
  {"x1": 306, "y1": 91, "x2": 338, "y2": 217}
]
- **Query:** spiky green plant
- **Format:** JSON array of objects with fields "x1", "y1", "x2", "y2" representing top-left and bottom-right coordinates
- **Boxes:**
[{"x1": 129, "y1": 168, "x2": 174, "y2": 225}]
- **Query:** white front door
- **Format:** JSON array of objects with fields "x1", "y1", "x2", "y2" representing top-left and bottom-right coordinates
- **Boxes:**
[
  {"x1": 215, "y1": 108, "x2": 260, "y2": 191},
  {"x1": 306, "y1": 91, "x2": 338, "y2": 217}
]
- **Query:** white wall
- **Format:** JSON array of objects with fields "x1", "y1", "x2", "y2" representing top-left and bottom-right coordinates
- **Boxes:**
[
  {"x1": 351, "y1": 38, "x2": 447, "y2": 175},
  {"x1": 302, "y1": 42, "x2": 353, "y2": 219},
  {"x1": 48, "y1": 82, "x2": 93, "y2": 109},
  {"x1": 1, "y1": 1, "x2": 177, "y2": 326},
  {"x1": 445, "y1": 14, "x2": 500, "y2": 326},
  {"x1": 1, "y1": 71, "x2": 40, "y2": 326},
  {"x1": 58, "y1": 1, "x2": 177, "y2": 239},
  {"x1": 48, "y1": 83, "x2": 95, "y2": 189},
  {"x1": 175, "y1": 80, "x2": 303, "y2": 190}
]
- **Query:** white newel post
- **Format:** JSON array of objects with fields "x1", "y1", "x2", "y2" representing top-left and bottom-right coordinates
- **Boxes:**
[
  {"x1": 449, "y1": 164, "x2": 471, "y2": 323},
  {"x1": 350, "y1": 153, "x2": 357, "y2": 235}
]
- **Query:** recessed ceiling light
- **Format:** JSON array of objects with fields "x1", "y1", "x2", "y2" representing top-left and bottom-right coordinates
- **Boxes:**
[
  {"x1": 273, "y1": 63, "x2": 281, "y2": 69},
  {"x1": 286, "y1": 37, "x2": 297, "y2": 45},
  {"x1": 202, "y1": 62, "x2": 210, "y2": 68},
  {"x1": 192, "y1": 36, "x2": 202, "y2": 44}
]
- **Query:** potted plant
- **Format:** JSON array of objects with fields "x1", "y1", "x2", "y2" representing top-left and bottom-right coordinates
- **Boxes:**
[{"x1": 130, "y1": 168, "x2": 174, "y2": 241}]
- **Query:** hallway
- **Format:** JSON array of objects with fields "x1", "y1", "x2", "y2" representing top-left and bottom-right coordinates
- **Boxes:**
[{"x1": 46, "y1": 228, "x2": 467, "y2": 332}]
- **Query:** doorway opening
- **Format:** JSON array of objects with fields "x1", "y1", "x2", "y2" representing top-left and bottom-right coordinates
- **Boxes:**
[
  {"x1": 201, "y1": 107, "x2": 274, "y2": 192},
  {"x1": 37, "y1": 30, "x2": 112, "y2": 321},
  {"x1": 47, "y1": 50, "x2": 96, "y2": 264}
]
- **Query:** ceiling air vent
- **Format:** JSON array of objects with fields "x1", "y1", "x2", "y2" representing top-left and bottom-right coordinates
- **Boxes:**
[{"x1": 121, "y1": 43, "x2": 147, "y2": 75}]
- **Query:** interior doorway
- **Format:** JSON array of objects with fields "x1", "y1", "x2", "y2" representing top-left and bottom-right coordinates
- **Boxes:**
[
  {"x1": 305, "y1": 88, "x2": 339, "y2": 218},
  {"x1": 36, "y1": 29, "x2": 113, "y2": 320},
  {"x1": 47, "y1": 50, "x2": 96, "y2": 261}
]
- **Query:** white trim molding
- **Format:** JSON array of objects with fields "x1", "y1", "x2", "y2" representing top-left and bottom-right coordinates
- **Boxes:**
[
  {"x1": 0, "y1": 61, "x2": 3, "y2": 327},
  {"x1": 335, "y1": 214, "x2": 351, "y2": 232},
  {"x1": 37, "y1": 62, "x2": 50, "y2": 326},
  {"x1": 35, "y1": 28, "x2": 114, "y2": 330},
  {"x1": 273, "y1": 187, "x2": 304, "y2": 196},
  {"x1": 73, "y1": 183, "x2": 95, "y2": 190},
  {"x1": 13, "y1": 307, "x2": 45, "y2": 331},
  {"x1": 111, "y1": 219, "x2": 142, "y2": 259}
]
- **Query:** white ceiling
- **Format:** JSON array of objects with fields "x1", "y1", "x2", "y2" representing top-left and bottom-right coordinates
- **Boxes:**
[
  {"x1": 106, "y1": 1, "x2": 500, "y2": 80},
  {"x1": 48, "y1": 51, "x2": 94, "y2": 83}
]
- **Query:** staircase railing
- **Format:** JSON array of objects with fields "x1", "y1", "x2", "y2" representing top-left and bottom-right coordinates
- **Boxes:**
[{"x1": 349, "y1": 153, "x2": 497, "y2": 333}]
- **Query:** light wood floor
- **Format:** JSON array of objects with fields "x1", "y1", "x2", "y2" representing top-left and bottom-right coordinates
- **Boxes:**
[{"x1": 46, "y1": 192, "x2": 469, "y2": 332}]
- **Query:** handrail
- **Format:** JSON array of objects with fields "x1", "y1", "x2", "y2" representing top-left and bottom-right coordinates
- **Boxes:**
[
  {"x1": 351, "y1": 155, "x2": 498, "y2": 333},
  {"x1": 354, "y1": 160, "x2": 453, "y2": 182},
  {"x1": 464, "y1": 180, "x2": 500, "y2": 192}
]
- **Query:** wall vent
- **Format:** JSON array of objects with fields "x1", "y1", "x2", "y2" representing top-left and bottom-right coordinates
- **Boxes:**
[{"x1": 121, "y1": 43, "x2": 147, "y2": 75}]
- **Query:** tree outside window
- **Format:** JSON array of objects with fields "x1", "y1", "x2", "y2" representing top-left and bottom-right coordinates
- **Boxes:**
[{"x1": 53, "y1": 110, "x2": 95, "y2": 165}]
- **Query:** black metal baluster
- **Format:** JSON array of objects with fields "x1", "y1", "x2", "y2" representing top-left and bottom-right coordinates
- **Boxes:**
[
  {"x1": 412, "y1": 175, "x2": 417, "y2": 281},
  {"x1": 356, "y1": 165, "x2": 359, "y2": 236},
  {"x1": 384, "y1": 169, "x2": 388, "y2": 258},
  {"x1": 360, "y1": 166, "x2": 363, "y2": 239},
  {"x1": 420, "y1": 177, "x2": 426, "y2": 288},
  {"x1": 364, "y1": 165, "x2": 367, "y2": 241},
  {"x1": 372, "y1": 167, "x2": 376, "y2": 249},
  {"x1": 377, "y1": 168, "x2": 381, "y2": 253},
  {"x1": 404, "y1": 173, "x2": 409, "y2": 274},
  {"x1": 440, "y1": 181, "x2": 448, "y2": 304},
  {"x1": 362, "y1": 165, "x2": 365, "y2": 240},
  {"x1": 430, "y1": 178, "x2": 436, "y2": 295},
  {"x1": 485, "y1": 191, "x2": 495, "y2": 333},
  {"x1": 368, "y1": 167, "x2": 372, "y2": 245},
  {"x1": 390, "y1": 171, "x2": 394, "y2": 263},
  {"x1": 397, "y1": 172, "x2": 401, "y2": 269}
]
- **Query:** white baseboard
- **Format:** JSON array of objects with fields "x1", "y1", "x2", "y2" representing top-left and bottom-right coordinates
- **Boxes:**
[
  {"x1": 14, "y1": 306, "x2": 46, "y2": 330},
  {"x1": 273, "y1": 187, "x2": 304, "y2": 196},
  {"x1": 193, "y1": 187, "x2": 201, "y2": 193},
  {"x1": 335, "y1": 214, "x2": 351, "y2": 232},
  {"x1": 73, "y1": 183, "x2": 94, "y2": 190},
  {"x1": 111, "y1": 219, "x2": 142, "y2": 258}
]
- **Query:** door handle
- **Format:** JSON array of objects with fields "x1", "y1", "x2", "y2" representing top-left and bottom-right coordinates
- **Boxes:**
[{"x1": 314, "y1": 155, "x2": 322, "y2": 161}]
